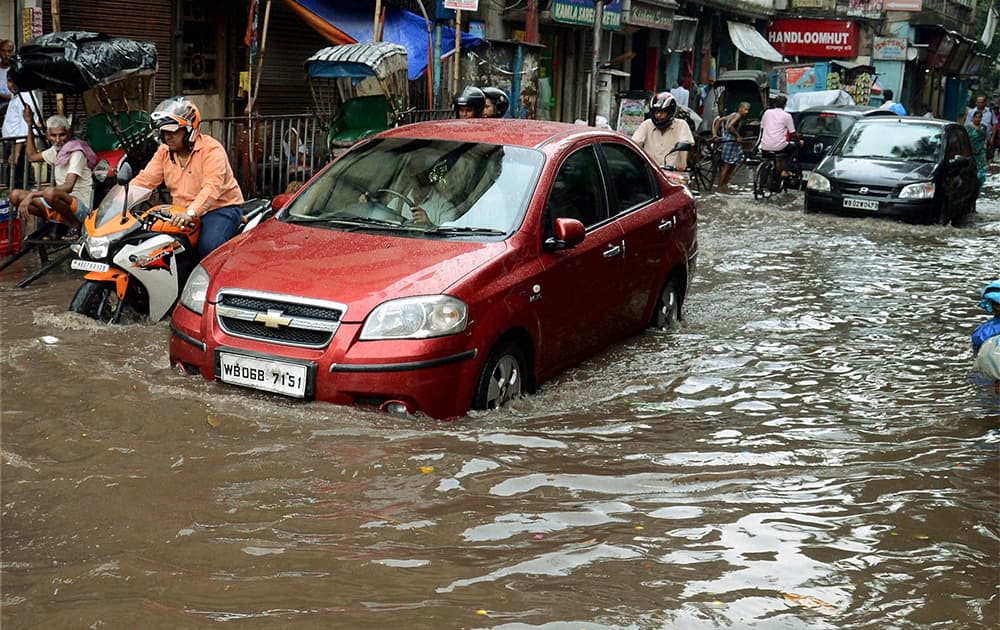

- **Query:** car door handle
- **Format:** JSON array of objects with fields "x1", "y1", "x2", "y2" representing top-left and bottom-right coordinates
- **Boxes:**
[
  {"x1": 658, "y1": 216, "x2": 676, "y2": 231},
  {"x1": 603, "y1": 241, "x2": 623, "y2": 258}
]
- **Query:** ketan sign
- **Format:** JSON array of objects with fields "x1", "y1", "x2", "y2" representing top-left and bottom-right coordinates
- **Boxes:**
[
  {"x1": 552, "y1": 0, "x2": 623, "y2": 30},
  {"x1": 767, "y1": 19, "x2": 858, "y2": 58}
]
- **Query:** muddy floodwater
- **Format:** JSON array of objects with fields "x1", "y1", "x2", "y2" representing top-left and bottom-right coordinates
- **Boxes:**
[{"x1": 3, "y1": 174, "x2": 999, "y2": 629}]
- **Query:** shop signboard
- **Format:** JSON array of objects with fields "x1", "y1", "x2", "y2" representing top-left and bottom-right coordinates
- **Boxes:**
[
  {"x1": 616, "y1": 96, "x2": 647, "y2": 136},
  {"x1": 444, "y1": 0, "x2": 479, "y2": 10},
  {"x1": 627, "y1": 1, "x2": 674, "y2": 31},
  {"x1": 883, "y1": 0, "x2": 923, "y2": 10},
  {"x1": 767, "y1": 19, "x2": 858, "y2": 59},
  {"x1": 552, "y1": 0, "x2": 623, "y2": 30},
  {"x1": 873, "y1": 37, "x2": 907, "y2": 60}
]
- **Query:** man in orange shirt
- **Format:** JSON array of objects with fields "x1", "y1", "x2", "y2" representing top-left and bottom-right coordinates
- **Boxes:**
[{"x1": 132, "y1": 96, "x2": 244, "y2": 258}]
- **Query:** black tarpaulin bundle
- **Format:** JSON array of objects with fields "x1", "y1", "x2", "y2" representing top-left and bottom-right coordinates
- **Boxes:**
[{"x1": 10, "y1": 31, "x2": 157, "y2": 93}]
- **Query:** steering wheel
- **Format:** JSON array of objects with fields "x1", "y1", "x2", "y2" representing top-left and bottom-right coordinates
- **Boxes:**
[{"x1": 375, "y1": 188, "x2": 416, "y2": 209}]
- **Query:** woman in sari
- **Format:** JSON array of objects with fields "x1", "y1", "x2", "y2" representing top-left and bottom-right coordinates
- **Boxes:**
[{"x1": 965, "y1": 109, "x2": 988, "y2": 186}]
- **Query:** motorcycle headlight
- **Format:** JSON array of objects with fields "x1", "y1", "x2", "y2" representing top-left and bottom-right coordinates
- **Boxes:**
[
  {"x1": 85, "y1": 236, "x2": 111, "y2": 259},
  {"x1": 899, "y1": 182, "x2": 935, "y2": 199},
  {"x1": 806, "y1": 172, "x2": 831, "y2": 192},
  {"x1": 180, "y1": 264, "x2": 210, "y2": 315},
  {"x1": 360, "y1": 295, "x2": 467, "y2": 340}
]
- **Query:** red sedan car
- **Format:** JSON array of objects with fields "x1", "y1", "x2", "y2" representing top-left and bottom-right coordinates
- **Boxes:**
[{"x1": 169, "y1": 120, "x2": 697, "y2": 420}]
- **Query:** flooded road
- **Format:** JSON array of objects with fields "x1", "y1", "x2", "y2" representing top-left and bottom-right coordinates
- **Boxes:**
[{"x1": 3, "y1": 172, "x2": 998, "y2": 628}]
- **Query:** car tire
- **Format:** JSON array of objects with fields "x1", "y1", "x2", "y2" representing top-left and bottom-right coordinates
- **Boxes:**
[
  {"x1": 473, "y1": 341, "x2": 527, "y2": 411},
  {"x1": 651, "y1": 277, "x2": 681, "y2": 331}
]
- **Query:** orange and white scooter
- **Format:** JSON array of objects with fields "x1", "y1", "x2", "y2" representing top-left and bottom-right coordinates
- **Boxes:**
[{"x1": 68, "y1": 164, "x2": 270, "y2": 323}]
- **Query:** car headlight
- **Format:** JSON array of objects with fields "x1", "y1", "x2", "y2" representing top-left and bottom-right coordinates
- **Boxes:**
[
  {"x1": 85, "y1": 235, "x2": 111, "y2": 259},
  {"x1": 361, "y1": 295, "x2": 468, "y2": 340},
  {"x1": 180, "y1": 264, "x2": 210, "y2": 315},
  {"x1": 806, "y1": 172, "x2": 830, "y2": 192},
  {"x1": 899, "y1": 182, "x2": 935, "y2": 199}
]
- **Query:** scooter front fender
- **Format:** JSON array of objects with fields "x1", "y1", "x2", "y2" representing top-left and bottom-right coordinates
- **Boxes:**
[{"x1": 83, "y1": 269, "x2": 130, "y2": 301}]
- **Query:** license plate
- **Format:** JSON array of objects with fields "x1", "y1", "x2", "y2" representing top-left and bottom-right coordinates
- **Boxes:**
[
  {"x1": 217, "y1": 352, "x2": 310, "y2": 398},
  {"x1": 843, "y1": 197, "x2": 879, "y2": 211},
  {"x1": 71, "y1": 259, "x2": 110, "y2": 273}
]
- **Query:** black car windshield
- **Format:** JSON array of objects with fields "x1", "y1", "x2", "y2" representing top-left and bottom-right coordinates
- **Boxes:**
[
  {"x1": 282, "y1": 137, "x2": 544, "y2": 237},
  {"x1": 838, "y1": 122, "x2": 943, "y2": 161}
]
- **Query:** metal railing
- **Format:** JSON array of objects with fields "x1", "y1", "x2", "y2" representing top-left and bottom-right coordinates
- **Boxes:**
[{"x1": 1, "y1": 109, "x2": 461, "y2": 255}]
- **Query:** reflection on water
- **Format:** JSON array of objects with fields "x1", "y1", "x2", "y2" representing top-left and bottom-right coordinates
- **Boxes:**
[{"x1": 2, "y1": 176, "x2": 998, "y2": 628}]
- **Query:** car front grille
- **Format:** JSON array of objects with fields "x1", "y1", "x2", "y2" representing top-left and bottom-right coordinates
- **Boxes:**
[
  {"x1": 216, "y1": 290, "x2": 347, "y2": 348},
  {"x1": 838, "y1": 183, "x2": 896, "y2": 198}
]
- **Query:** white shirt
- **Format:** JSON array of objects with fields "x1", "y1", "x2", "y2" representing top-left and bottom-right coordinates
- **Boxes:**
[
  {"x1": 42, "y1": 144, "x2": 94, "y2": 207},
  {"x1": 2, "y1": 91, "x2": 43, "y2": 142},
  {"x1": 670, "y1": 85, "x2": 690, "y2": 109}
]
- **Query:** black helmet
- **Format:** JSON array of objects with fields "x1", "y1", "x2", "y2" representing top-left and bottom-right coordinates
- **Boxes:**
[
  {"x1": 453, "y1": 86, "x2": 486, "y2": 118},
  {"x1": 649, "y1": 91, "x2": 677, "y2": 128},
  {"x1": 482, "y1": 86, "x2": 510, "y2": 118}
]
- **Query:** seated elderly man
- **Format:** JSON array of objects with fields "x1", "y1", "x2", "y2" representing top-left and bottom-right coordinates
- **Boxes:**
[{"x1": 9, "y1": 106, "x2": 96, "y2": 240}]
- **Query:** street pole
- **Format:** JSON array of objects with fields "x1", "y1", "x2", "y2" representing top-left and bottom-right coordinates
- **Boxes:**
[{"x1": 587, "y1": 2, "x2": 604, "y2": 126}]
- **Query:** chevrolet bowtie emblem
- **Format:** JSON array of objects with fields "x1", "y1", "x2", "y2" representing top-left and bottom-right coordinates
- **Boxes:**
[{"x1": 255, "y1": 308, "x2": 293, "y2": 328}]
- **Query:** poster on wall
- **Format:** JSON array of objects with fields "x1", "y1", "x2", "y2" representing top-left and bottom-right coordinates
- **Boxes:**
[
  {"x1": 616, "y1": 97, "x2": 646, "y2": 136},
  {"x1": 847, "y1": 0, "x2": 883, "y2": 18}
]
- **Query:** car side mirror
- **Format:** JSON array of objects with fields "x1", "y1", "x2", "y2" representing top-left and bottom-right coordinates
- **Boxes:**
[
  {"x1": 543, "y1": 217, "x2": 586, "y2": 252},
  {"x1": 271, "y1": 192, "x2": 293, "y2": 211}
]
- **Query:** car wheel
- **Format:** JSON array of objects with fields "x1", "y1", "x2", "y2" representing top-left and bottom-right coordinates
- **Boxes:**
[
  {"x1": 473, "y1": 342, "x2": 527, "y2": 411},
  {"x1": 651, "y1": 277, "x2": 681, "y2": 331}
]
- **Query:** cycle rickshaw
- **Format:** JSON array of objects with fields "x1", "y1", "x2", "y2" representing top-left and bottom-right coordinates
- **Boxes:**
[{"x1": 1, "y1": 30, "x2": 158, "y2": 285}]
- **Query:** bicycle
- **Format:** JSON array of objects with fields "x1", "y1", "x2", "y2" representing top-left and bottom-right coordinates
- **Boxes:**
[{"x1": 753, "y1": 150, "x2": 802, "y2": 200}]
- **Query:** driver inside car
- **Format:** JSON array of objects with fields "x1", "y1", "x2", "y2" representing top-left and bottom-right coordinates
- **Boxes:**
[{"x1": 380, "y1": 154, "x2": 461, "y2": 225}]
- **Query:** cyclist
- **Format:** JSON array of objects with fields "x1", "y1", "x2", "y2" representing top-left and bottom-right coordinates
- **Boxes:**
[
  {"x1": 632, "y1": 92, "x2": 694, "y2": 170},
  {"x1": 759, "y1": 94, "x2": 800, "y2": 185}
]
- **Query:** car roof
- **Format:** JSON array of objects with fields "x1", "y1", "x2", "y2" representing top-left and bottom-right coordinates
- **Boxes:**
[
  {"x1": 798, "y1": 105, "x2": 886, "y2": 115},
  {"x1": 851, "y1": 116, "x2": 954, "y2": 128},
  {"x1": 377, "y1": 119, "x2": 621, "y2": 150}
]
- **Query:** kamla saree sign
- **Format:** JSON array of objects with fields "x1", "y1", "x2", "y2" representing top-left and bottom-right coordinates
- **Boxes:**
[{"x1": 552, "y1": 0, "x2": 623, "y2": 30}]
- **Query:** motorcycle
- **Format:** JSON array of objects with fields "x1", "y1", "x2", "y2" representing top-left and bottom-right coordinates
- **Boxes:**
[{"x1": 68, "y1": 164, "x2": 272, "y2": 323}]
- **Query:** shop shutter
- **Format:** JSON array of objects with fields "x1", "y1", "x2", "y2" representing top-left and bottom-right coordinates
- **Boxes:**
[{"x1": 253, "y1": 0, "x2": 333, "y2": 116}]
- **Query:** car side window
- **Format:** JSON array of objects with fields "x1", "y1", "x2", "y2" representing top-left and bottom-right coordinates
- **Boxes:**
[
  {"x1": 599, "y1": 142, "x2": 658, "y2": 215},
  {"x1": 947, "y1": 127, "x2": 972, "y2": 158},
  {"x1": 546, "y1": 146, "x2": 608, "y2": 231}
]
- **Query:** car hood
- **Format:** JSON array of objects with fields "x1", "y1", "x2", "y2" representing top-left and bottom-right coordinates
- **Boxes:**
[
  {"x1": 818, "y1": 156, "x2": 937, "y2": 184},
  {"x1": 203, "y1": 220, "x2": 507, "y2": 321}
]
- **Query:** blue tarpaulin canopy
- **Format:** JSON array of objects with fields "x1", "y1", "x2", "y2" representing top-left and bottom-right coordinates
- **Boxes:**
[{"x1": 285, "y1": 0, "x2": 484, "y2": 81}]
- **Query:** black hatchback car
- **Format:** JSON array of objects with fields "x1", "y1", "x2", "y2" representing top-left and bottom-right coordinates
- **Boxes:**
[
  {"x1": 796, "y1": 105, "x2": 895, "y2": 174},
  {"x1": 804, "y1": 117, "x2": 980, "y2": 225}
]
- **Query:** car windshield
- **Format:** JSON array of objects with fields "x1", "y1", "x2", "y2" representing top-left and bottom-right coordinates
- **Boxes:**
[
  {"x1": 837, "y1": 122, "x2": 943, "y2": 161},
  {"x1": 281, "y1": 138, "x2": 544, "y2": 237}
]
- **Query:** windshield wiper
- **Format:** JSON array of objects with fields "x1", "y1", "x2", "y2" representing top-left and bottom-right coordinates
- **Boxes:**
[
  {"x1": 286, "y1": 215, "x2": 403, "y2": 229},
  {"x1": 427, "y1": 226, "x2": 508, "y2": 237}
]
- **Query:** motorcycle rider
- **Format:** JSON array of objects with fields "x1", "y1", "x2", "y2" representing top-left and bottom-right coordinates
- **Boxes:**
[
  {"x1": 131, "y1": 96, "x2": 244, "y2": 258},
  {"x1": 631, "y1": 92, "x2": 694, "y2": 170},
  {"x1": 453, "y1": 86, "x2": 486, "y2": 119},
  {"x1": 482, "y1": 86, "x2": 510, "y2": 118}
]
